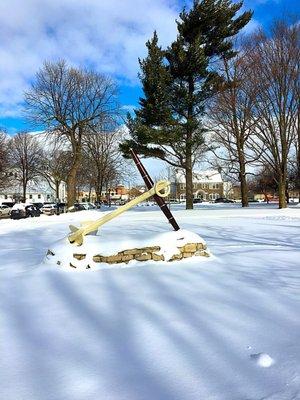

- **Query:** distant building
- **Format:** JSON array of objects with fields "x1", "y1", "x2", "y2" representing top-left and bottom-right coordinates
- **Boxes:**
[
  {"x1": 171, "y1": 170, "x2": 225, "y2": 201},
  {"x1": 0, "y1": 170, "x2": 67, "y2": 204},
  {"x1": 77, "y1": 184, "x2": 129, "y2": 203}
]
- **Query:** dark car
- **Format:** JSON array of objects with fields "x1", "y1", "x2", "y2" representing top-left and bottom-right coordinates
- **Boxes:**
[
  {"x1": 214, "y1": 197, "x2": 234, "y2": 203},
  {"x1": 33, "y1": 202, "x2": 44, "y2": 209},
  {"x1": 57, "y1": 202, "x2": 66, "y2": 213},
  {"x1": 74, "y1": 203, "x2": 86, "y2": 211},
  {"x1": 94, "y1": 201, "x2": 101, "y2": 209},
  {"x1": 25, "y1": 204, "x2": 41, "y2": 217},
  {"x1": 11, "y1": 205, "x2": 27, "y2": 219},
  {"x1": 1, "y1": 201, "x2": 15, "y2": 208},
  {"x1": 193, "y1": 198, "x2": 203, "y2": 204},
  {"x1": 11, "y1": 204, "x2": 41, "y2": 219}
]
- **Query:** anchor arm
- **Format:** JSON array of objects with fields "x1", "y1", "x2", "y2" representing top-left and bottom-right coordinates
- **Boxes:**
[{"x1": 68, "y1": 180, "x2": 170, "y2": 245}]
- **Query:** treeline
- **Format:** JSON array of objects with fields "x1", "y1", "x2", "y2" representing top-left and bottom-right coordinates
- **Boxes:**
[
  {"x1": 0, "y1": 127, "x2": 128, "y2": 204},
  {"x1": 208, "y1": 21, "x2": 300, "y2": 208},
  {"x1": 122, "y1": 0, "x2": 299, "y2": 209},
  {"x1": 0, "y1": 61, "x2": 127, "y2": 206}
]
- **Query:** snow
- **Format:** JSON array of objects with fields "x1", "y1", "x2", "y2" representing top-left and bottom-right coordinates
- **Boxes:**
[
  {"x1": 1, "y1": 204, "x2": 300, "y2": 400},
  {"x1": 250, "y1": 353, "x2": 275, "y2": 368},
  {"x1": 45, "y1": 228, "x2": 207, "y2": 269},
  {"x1": 11, "y1": 202, "x2": 26, "y2": 210}
]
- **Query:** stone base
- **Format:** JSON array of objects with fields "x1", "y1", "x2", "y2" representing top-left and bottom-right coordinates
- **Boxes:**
[
  {"x1": 46, "y1": 242, "x2": 210, "y2": 269},
  {"x1": 45, "y1": 229, "x2": 210, "y2": 270}
]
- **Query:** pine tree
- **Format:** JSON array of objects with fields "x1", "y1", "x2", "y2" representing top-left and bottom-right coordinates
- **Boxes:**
[{"x1": 121, "y1": 0, "x2": 252, "y2": 209}]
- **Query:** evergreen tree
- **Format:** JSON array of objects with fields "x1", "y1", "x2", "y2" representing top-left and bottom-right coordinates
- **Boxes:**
[{"x1": 121, "y1": 0, "x2": 252, "y2": 209}]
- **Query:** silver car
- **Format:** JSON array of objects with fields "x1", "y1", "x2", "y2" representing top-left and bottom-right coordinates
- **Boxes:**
[{"x1": 0, "y1": 204, "x2": 11, "y2": 217}]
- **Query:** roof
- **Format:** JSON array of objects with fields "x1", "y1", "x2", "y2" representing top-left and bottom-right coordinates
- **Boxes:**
[{"x1": 175, "y1": 170, "x2": 223, "y2": 184}]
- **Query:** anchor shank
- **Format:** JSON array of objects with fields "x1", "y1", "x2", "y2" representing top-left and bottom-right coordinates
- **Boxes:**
[{"x1": 130, "y1": 149, "x2": 180, "y2": 231}]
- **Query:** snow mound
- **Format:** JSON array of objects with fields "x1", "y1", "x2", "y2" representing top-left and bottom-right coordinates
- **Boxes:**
[
  {"x1": 44, "y1": 228, "x2": 210, "y2": 270},
  {"x1": 250, "y1": 353, "x2": 275, "y2": 368}
]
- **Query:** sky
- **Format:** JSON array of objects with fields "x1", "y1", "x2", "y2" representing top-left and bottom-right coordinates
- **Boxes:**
[{"x1": 0, "y1": 0, "x2": 299, "y2": 134}]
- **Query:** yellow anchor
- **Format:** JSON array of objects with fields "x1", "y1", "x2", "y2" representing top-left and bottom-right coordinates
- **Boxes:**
[{"x1": 68, "y1": 180, "x2": 171, "y2": 246}]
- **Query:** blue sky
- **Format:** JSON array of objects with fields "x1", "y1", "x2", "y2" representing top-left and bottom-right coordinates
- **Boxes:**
[{"x1": 0, "y1": 0, "x2": 299, "y2": 134}]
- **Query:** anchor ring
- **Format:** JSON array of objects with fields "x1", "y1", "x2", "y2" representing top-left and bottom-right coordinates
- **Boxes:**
[{"x1": 155, "y1": 180, "x2": 170, "y2": 198}]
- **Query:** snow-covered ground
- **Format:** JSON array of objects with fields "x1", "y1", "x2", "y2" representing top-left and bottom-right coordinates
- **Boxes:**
[{"x1": 1, "y1": 204, "x2": 300, "y2": 400}]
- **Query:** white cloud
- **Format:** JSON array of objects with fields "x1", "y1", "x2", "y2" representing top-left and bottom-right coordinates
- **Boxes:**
[
  {"x1": 0, "y1": 0, "x2": 179, "y2": 117},
  {"x1": 242, "y1": 18, "x2": 262, "y2": 34}
]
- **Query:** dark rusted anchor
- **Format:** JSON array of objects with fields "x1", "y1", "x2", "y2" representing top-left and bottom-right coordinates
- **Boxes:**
[{"x1": 130, "y1": 149, "x2": 180, "y2": 231}]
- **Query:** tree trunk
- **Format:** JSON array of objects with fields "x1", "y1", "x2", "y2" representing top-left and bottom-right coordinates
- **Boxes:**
[
  {"x1": 240, "y1": 175, "x2": 249, "y2": 207},
  {"x1": 22, "y1": 182, "x2": 27, "y2": 203},
  {"x1": 285, "y1": 184, "x2": 289, "y2": 205},
  {"x1": 185, "y1": 78, "x2": 194, "y2": 210},
  {"x1": 67, "y1": 152, "x2": 81, "y2": 208},
  {"x1": 185, "y1": 132, "x2": 193, "y2": 210},
  {"x1": 278, "y1": 176, "x2": 287, "y2": 209},
  {"x1": 185, "y1": 163, "x2": 193, "y2": 210},
  {"x1": 238, "y1": 148, "x2": 249, "y2": 207},
  {"x1": 67, "y1": 170, "x2": 77, "y2": 207},
  {"x1": 55, "y1": 180, "x2": 60, "y2": 200}
]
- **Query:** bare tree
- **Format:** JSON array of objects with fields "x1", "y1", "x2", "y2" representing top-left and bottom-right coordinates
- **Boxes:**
[
  {"x1": 24, "y1": 60, "x2": 119, "y2": 207},
  {"x1": 248, "y1": 167, "x2": 277, "y2": 203},
  {"x1": 245, "y1": 21, "x2": 300, "y2": 208},
  {"x1": 293, "y1": 53, "x2": 300, "y2": 202},
  {"x1": 207, "y1": 50, "x2": 260, "y2": 207},
  {"x1": 0, "y1": 130, "x2": 9, "y2": 190},
  {"x1": 83, "y1": 128, "x2": 133, "y2": 202},
  {"x1": 41, "y1": 144, "x2": 71, "y2": 200},
  {"x1": 8, "y1": 132, "x2": 43, "y2": 201}
]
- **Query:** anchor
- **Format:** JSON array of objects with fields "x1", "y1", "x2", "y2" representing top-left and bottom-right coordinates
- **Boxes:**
[
  {"x1": 68, "y1": 150, "x2": 180, "y2": 246},
  {"x1": 45, "y1": 152, "x2": 209, "y2": 267},
  {"x1": 68, "y1": 180, "x2": 171, "y2": 246}
]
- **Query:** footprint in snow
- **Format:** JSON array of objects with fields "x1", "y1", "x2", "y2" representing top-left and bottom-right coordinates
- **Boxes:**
[{"x1": 250, "y1": 352, "x2": 275, "y2": 368}]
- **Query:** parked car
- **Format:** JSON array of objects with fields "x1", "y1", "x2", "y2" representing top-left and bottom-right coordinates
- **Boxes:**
[
  {"x1": 11, "y1": 204, "x2": 27, "y2": 219},
  {"x1": 25, "y1": 204, "x2": 41, "y2": 217},
  {"x1": 94, "y1": 201, "x2": 101, "y2": 208},
  {"x1": 1, "y1": 201, "x2": 15, "y2": 208},
  {"x1": 41, "y1": 203, "x2": 57, "y2": 215},
  {"x1": 193, "y1": 198, "x2": 203, "y2": 204},
  {"x1": 78, "y1": 202, "x2": 90, "y2": 210},
  {"x1": 74, "y1": 203, "x2": 86, "y2": 211},
  {"x1": 214, "y1": 197, "x2": 235, "y2": 203},
  {"x1": 10, "y1": 203, "x2": 41, "y2": 219},
  {"x1": 78, "y1": 202, "x2": 96, "y2": 210},
  {"x1": 57, "y1": 202, "x2": 66, "y2": 213},
  {"x1": 0, "y1": 204, "x2": 11, "y2": 216},
  {"x1": 33, "y1": 202, "x2": 44, "y2": 209}
]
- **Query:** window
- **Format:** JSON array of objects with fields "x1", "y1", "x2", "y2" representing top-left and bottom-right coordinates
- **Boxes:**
[
  {"x1": 47, "y1": 194, "x2": 50, "y2": 199},
  {"x1": 4, "y1": 195, "x2": 7, "y2": 199},
  {"x1": 209, "y1": 193, "x2": 219, "y2": 200},
  {"x1": 29, "y1": 194, "x2": 33, "y2": 199},
  {"x1": 38, "y1": 194, "x2": 41, "y2": 199}
]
